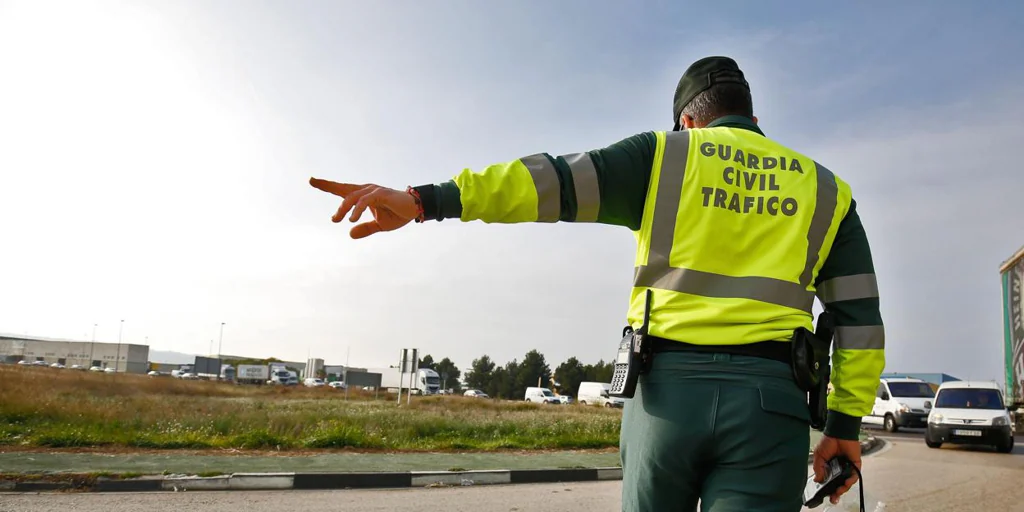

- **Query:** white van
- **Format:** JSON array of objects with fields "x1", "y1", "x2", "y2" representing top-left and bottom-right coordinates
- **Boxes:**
[
  {"x1": 862, "y1": 377, "x2": 935, "y2": 432},
  {"x1": 524, "y1": 387, "x2": 560, "y2": 404},
  {"x1": 577, "y1": 381, "x2": 625, "y2": 408},
  {"x1": 925, "y1": 380, "x2": 1016, "y2": 453}
]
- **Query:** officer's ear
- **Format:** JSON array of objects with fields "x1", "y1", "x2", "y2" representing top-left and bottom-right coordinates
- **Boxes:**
[
  {"x1": 752, "y1": 115, "x2": 759, "y2": 125},
  {"x1": 680, "y1": 114, "x2": 697, "y2": 129}
]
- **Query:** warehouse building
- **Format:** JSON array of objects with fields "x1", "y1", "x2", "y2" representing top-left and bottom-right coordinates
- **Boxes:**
[
  {"x1": 880, "y1": 372, "x2": 961, "y2": 386},
  {"x1": 0, "y1": 334, "x2": 149, "y2": 374}
]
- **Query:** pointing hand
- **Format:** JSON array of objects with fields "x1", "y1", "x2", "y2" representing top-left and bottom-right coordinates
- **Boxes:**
[{"x1": 309, "y1": 178, "x2": 421, "y2": 239}]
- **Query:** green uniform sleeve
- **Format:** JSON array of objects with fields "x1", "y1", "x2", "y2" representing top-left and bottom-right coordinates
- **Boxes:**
[
  {"x1": 814, "y1": 199, "x2": 886, "y2": 440},
  {"x1": 415, "y1": 132, "x2": 658, "y2": 230}
]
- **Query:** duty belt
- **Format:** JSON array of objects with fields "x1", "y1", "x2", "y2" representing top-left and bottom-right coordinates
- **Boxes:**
[{"x1": 648, "y1": 335, "x2": 791, "y2": 365}]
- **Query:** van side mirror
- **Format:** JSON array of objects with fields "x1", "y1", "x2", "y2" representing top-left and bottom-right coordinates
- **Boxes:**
[
  {"x1": 881, "y1": 392, "x2": 890, "y2": 401},
  {"x1": 601, "y1": 390, "x2": 609, "y2": 397},
  {"x1": 1008, "y1": 403, "x2": 1019, "y2": 412}
]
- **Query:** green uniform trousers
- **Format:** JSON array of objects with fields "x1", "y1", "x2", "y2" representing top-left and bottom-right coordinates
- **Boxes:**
[{"x1": 619, "y1": 351, "x2": 811, "y2": 512}]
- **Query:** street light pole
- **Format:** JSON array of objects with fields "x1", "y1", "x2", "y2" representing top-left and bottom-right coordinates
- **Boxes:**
[
  {"x1": 89, "y1": 323, "x2": 97, "y2": 367},
  {"x1": 217, "y1": 322, "x2": 225, "y2": 358},
  {"x1": 116, "y1": 319, "x2": 124, "y2": 372},
  {"x1": 216, "y1": 322, "x2": 225, "y2": 381}
]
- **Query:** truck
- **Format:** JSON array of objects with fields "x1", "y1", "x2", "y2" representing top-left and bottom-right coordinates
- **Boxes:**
[
  {"x1": 1001, "y1": 244, "x2": 1024, "y2": 408},
  {"x1": 366, "y1": 367, "x2": 441, "y2": 395},
  {"x1": 268, "y1": 364, "x2": 298, "y2": 386},
  {"x1": 237, "y1": 364, "x2": 270, "y2": 384}
]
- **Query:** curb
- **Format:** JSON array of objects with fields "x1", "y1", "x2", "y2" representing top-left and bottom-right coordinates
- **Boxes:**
[
  {"x1": 0, "y1": 467, "x2": 625, "y2": 493},
  {"x1": 860, "y1": 435, "x2": 883, "y2": 456},
  {"x1": 0, "y1": 436, "x2": 883, "y2": 494}
]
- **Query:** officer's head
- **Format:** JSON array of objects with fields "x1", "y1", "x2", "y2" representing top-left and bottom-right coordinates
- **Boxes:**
[{"x1": 673, "y1": 56, "x2": 756, "y2": 130}]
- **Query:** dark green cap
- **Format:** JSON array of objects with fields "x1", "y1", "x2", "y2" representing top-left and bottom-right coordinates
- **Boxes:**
[{"x1": 672, "y1": 56, "x2": 749, "y2": 130}]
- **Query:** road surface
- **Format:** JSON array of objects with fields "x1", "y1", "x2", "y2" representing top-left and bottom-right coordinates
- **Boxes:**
[{"x1": 4, "y1": 436, "x2": 1023, "y2": 512}]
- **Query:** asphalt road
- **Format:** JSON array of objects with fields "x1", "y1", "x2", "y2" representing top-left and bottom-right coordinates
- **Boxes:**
[{"x1": 5, "y1": 436, "x2": 1024, "y2": 512}]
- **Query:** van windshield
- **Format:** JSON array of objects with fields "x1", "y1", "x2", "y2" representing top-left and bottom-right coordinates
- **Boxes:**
[
  {"x1": 887, "y1": 382, "x2": 935, "y2": 398},
  {"x1": 543, "y1": 390, "x2": 554, "y2": 396},
  {"x1": 935, "y1": 388, "x2": 1004, "y2": 410}
]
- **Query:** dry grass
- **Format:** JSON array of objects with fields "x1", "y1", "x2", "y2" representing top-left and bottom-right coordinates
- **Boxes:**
[{"x1": 0, "y1": 365, "x2": 621, "y2": 452}]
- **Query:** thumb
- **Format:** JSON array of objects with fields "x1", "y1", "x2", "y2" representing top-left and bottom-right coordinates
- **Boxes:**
[
  {"x1": 812, "y1": 452, "x2": 827, "y2": 482},
  {"x1": 350, "y1": 221, "x2": 384, "y2": 239}
]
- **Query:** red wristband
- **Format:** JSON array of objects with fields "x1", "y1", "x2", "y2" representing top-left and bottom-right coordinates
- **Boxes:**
[{"x1": 406, "y1": 186, "x2": 425, "y2": 223}]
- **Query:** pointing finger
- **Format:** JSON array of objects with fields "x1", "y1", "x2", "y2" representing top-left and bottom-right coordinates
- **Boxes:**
[{"x1": 310, "y1": 177, "x2": 365, "y2": 197}]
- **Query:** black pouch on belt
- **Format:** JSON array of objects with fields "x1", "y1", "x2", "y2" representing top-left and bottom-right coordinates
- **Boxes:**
[{"x1": 791, "y1": 312, "x2": 835, "y2": 431}]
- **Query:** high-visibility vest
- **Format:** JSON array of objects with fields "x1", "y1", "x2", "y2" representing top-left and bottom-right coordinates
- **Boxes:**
[{"x1": 628, "y1": 128, "x2": 853, "y2": 345}]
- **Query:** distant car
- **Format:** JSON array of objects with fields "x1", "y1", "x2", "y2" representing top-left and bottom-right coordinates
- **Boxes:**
[
  {"x1": 16, "y1": 360, "x2": 28, "y2": 365},
  {"x1": 89, "y1": 366, "x2": 104, "y2": 372},
  {"x1": 103, "y1": 367, "x2": 116, "y2": 374},
  {"x1": 147, "y1": 370, "x2": 160, "y2": 377},
  {"x1": 32, "y1": 360, "x2": 48, "y2": 367},
  {"x1": 303, "y1": 378, "x2": 326, "y2": 387},
  {"x1": 926, "y1": 380, "x2": 1017, "y2": 453},
  {"x1": 328, "y1": 381, "x2": 346, "y2": 389},
  {"x1": 69, "y1": 365, "x2": 86, "y2": 371},
  {"x1": 556, "y1": 395, "x2": 573, "y2": 404},
  {"x1": 50, "y1": 363, "x2": 65, "y2": 369},
  {"x1": 464, "y1": 389, "x2": 489, "y2": 398}
]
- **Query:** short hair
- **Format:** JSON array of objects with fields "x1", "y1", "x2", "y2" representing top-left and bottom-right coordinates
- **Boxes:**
[{"x1": 681, "y1": 83, "x2": 753, "y2": 126}]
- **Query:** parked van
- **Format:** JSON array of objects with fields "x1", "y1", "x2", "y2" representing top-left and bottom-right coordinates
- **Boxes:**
[
  {"x1": 862, "y1": 377, "x2": 935, "y2": 432},
  {"x1": 925, "y1": 380, "x2": 1017, "y2": 453},
  {"x1": 524, "y1": 387, "x2": 560, "y2": 404},
  {"x1": 577, "y1": 381, "x2": 625, "y2": 408}
]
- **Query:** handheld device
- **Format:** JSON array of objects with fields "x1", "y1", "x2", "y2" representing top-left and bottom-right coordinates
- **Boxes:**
[
  {"x1": 802, "y1": 456, "x2": 863, "y2": 510},
  {"x1": 609, "y1": 290, "x2": 653, "y2": 399}
]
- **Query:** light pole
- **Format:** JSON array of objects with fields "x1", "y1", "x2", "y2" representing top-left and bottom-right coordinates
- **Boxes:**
[
  {"x1": 217, "y1": 322, "x2": 225, "y2": 358},
  {"x1": 89, "y1": 323, "x2": 97, "y2": 367},
  {"x1": 216, "y1": 322, "x2": 225, "y2": 381},
  {"x1": 116, "y1": 319, "x2": 124, "y2": 372}
]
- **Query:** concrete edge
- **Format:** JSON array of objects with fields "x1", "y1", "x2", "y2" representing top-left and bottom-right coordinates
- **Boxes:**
[
  {"x1": 0, "y1": 437, "x2": 884, "y2": 494},
  {"x1": 0, "y1": 467, "x2": 626, "y2": 493}
]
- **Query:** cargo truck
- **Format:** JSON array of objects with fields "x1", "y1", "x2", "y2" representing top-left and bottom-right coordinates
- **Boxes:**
[
  {"x1": 365, "y1": 367, "x2": 441, "y2": 395},
  {"x1": 1001, "y1": 244, "x2": 1024, "y2": 407},
  {"x1": 236, "y1": 364, "x2": 270, "y2": 384}
]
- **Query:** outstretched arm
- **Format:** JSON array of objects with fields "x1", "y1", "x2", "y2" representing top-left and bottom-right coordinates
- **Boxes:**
[{"x1": 310, "y1": 132, "x2": 659, "y2": 238}]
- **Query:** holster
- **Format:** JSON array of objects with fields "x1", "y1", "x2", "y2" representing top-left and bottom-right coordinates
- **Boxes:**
[{"x1": 791, "y1": 312, "x2": 835, "y2": 431}]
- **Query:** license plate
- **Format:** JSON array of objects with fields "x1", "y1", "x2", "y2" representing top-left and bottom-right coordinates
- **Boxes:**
[{"x1": 953, "y1": 429, "x2": 982, "y2": 437}]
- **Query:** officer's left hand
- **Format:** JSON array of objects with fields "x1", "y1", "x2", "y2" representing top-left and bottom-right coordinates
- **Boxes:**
[{"x1": 812, "y1": 435, "x2": 862, "y2": 505}]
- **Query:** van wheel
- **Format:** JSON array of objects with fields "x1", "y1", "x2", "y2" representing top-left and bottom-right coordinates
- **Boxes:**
[
  {"x1": 580, "y1": 401, "x2": 587, "y2": 406},
  {"x1": 604, "y1": 402, "x2": 612, "y2": 408},
  {"x1": 996, "y1": 436, "x2": 1014, "y2": 453},
  {"x1": 925, "y1": 438, "x2": 942, "y2": 449},
  {"x1": 884, "y1": 414, "x2": 899, "y2": 432}
]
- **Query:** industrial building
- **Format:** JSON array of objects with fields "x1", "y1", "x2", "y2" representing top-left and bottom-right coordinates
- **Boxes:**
[
  {"x1": 0, "y1": 334, "x2": 149, "y2": 374},
  {"x1": 880, "y1": 372, "x2": 961, "y2": 386}
]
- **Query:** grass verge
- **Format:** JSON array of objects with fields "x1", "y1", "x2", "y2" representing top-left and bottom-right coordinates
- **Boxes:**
[{"x1": 1, "y1": 365, "x2": 621, "y2": 452}]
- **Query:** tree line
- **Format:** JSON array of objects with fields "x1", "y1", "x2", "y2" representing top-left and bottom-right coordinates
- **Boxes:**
[{"x1": 417, "y1": 350, "x2": 614, "y2": 400}]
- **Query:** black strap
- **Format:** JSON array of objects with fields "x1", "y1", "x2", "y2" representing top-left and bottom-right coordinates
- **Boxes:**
[{"x1": 648, "y1": 335, "x2": 791, "y2": 364}]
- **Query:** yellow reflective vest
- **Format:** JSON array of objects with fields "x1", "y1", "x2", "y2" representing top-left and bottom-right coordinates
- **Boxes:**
[{"x1": 628, "y1": 128, "x2": 852, "y2": 344}]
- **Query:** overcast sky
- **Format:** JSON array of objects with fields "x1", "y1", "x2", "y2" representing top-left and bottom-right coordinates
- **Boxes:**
[{"x1": 1, "y1": 0, "x2": 1023, "y2": 382}]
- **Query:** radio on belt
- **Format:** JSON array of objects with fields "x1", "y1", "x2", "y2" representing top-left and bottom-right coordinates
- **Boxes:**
[{"x1": 609, "y1": 290, "x2": 653, "y2": 399}]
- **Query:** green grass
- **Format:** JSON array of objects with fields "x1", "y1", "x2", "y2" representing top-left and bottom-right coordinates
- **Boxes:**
[{"x1": 0, "y1": 366, "x2": 622, "y2": 452}]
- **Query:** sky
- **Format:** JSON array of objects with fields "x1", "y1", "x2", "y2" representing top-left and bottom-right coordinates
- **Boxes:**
[{"x1": 1, "y1": 0, "x2": 1023, "y2": 384}]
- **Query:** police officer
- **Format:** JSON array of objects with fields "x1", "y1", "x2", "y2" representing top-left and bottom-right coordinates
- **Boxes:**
[{"x1": 310, "y1": 56, "x2": 885, "y2": 511}]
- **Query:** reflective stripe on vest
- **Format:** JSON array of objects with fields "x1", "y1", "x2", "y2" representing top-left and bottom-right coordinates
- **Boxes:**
[{"x1": 632, "y1": 130, "x2": 840, "y2": 313}]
